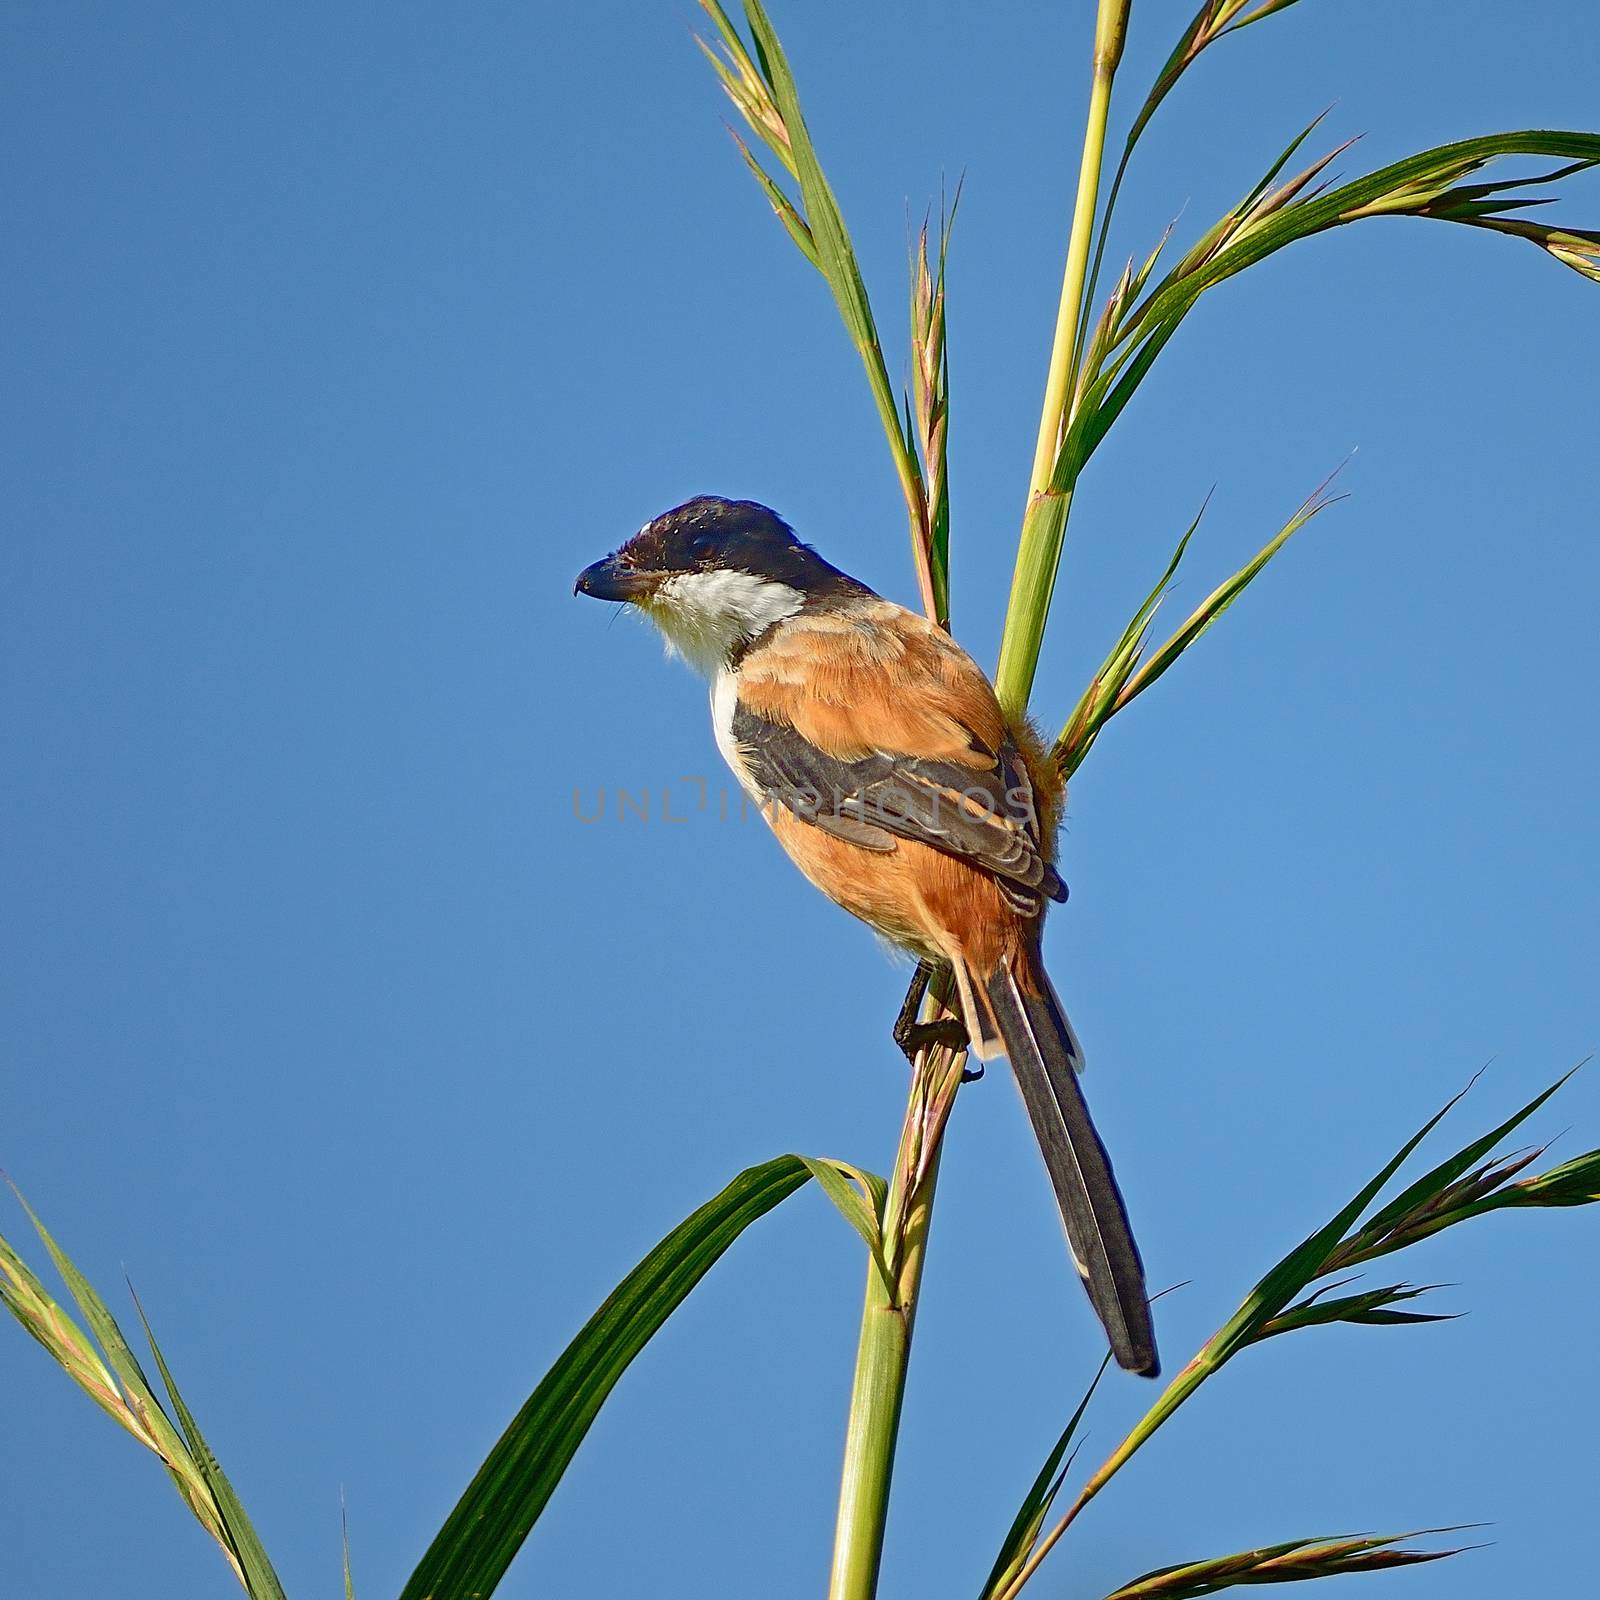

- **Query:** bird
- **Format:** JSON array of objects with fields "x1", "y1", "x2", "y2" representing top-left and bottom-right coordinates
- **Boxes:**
[{"x1": 575, "y1": 495, "x2": 1158, "y2": 1376}]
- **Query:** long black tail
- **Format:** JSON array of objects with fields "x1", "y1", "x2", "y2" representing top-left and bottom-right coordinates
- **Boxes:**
[{"x1": 979, "y1": 954, "x2": 1159, "y2": 1377}]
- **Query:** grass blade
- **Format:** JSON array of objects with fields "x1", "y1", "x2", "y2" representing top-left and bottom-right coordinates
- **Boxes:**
[
  {"x1": 343, "y1": 1495, "x2": 356, "y2": 1600},
  {"x1": 1348, "y1": 1071, "x2": 1576, "y2": 1243},
  {"x1": 13, "y1": 1188, "x2": 182, "y2": 1449},
  {"x1": 400, "y1": 1155, "x2": 819, "y2": 1600},
  {"x1": 1054, "y1": 499, "x2": 1206, "y2": 778},
  {"x1": 2, "y1": 1188, "x2": 273, "y2": 1590},
  {"x1": 1247, "y1": 1281, "x2": 1454, "y2": 1342},
  {"x1": 1124, "y1": 2, "x2": 1314, "y2": 170},
  {"x1": 911, "y1": 194, "x2": 958, "y2": 625},
  {"x1": 1203, "y1": 1080, "x2": 1481, "y2": 1368},
  {"x1": 11, "y1": 1195, "x2": 230, "y2": 1555},
  {"x1": 798, "y1": 1156, "x2": 891, "y2": 1289},
  {"x1": 1483, "y1": 1146, "x2": 1600, "y2": 1209},
  {"x1": 1069, "y1": 1, "x2": 1314, "y2": 400},
  {"x1": 1054, "y1": 475, "x2": 1339, "y2": 777},
  {"x1": 991, "y1": 1070, "x2": 1595, "y2": 1599},
  {"x1": 727, "y1": 125, "x2": 818, "y2": 263},
  {"x1": 696, "y1": 1, "x2": 794, "y2": 175},
  {"x1": 1005, "y1": 133, "x2": 1599, "y2": 713},
  {"x1": 1098, "y1": 481, "x2": 1341, "y2": 720},
  {"x1": 1324, "y1": 1068, "x2": 1594, "y2": 1270},
  {"x1": 0, "y1": 1215, "x2": 140, "y2": 1442},
  {"x1": 979, "y1": 1356, "x2": 1110, "y2": 1600},
  {"x1": 130, "y1": 1287, "x2": 288, "y2": 1600},
  {"x1": 1119, "y1": 134, "x2": 1600, "y2": 376},
  {"x1": 741, "y1": 0, "x2": 937, "y2": 619},
  {"x1": 1102, "y1": 1528, "x2": 1468, "y2": 1597},
  {"x1": 699, "y1": 0, "x2": 941, "y2": 623}
]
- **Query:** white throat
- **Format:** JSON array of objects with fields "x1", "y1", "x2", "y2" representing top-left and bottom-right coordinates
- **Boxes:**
[{"x1": 642, "y1": 568, "x2": 804, "y2": 677}]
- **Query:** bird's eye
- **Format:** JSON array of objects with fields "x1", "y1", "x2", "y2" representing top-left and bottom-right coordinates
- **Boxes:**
[{"x1": 688, "y1": 532, "x2": 718, "y2": 559}]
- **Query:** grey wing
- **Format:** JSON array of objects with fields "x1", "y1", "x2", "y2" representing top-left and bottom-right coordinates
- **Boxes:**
[{"x1": 729, "y1": 701, "x2": 1066, "y2": 910}]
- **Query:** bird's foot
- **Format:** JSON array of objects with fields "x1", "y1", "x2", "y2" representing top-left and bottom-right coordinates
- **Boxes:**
[
  {"x1": 892, "y1": 1015, "x2": 970, "y2": 1063},
  {"x1": 891, "y1": 960, "x2": 981, "y2": 1080}
]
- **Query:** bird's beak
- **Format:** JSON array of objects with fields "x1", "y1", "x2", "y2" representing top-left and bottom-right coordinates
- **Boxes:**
[{"x1": 573, "y1": 554, "x2": 661, "y2": 603}]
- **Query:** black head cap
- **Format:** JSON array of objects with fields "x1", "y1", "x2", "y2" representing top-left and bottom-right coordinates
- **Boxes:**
[{"x1": 578, "y1": 497, "x2": 868, "y2": 603}]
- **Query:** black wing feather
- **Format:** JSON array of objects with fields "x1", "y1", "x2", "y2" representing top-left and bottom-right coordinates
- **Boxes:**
[{"x1": 731, "y1": 702, "x2": 1065, "y2": 904}]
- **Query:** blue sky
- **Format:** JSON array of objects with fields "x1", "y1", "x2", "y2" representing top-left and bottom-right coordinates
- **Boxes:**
[{"x1": 3, "y1": 4, "x2": 1597, "y2": 1597}]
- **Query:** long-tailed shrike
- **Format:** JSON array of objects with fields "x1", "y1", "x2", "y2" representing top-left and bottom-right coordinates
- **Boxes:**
[{"x1": 576, "y1": 495, "x2": 1157, "y2": 1376}]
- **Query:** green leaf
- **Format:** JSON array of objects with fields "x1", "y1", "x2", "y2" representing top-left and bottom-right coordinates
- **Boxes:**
[
  {"x1": 980, "y1": 1357, "x2": 1109, "y2": 1600},
  {"x1": 994, "y1": 486, "x2": 1075, "y2": 715},
  {"x1": 1321, "y1": 1070, "x2": 1596, "y2": 1269},
  {"x1": 1111, "y1": 135, "x2": 1600, "y2": 428},
  {"x1": 727, "y1": 125, "x2": 817, "y2": 263},
  {"x1": 14, "y1": 1191, "x2": 172, "y2": 1437},
  {"x1": 2, "y1": 1189, "x2": 283, "y2": 1590},
  {"x1": 0, "y1": 1216, "x2": 134, "y2": 1434},
  {"x1": 1127, "y1": 3, "x2": 1312, "y2": 165},
  {"x1": 1101, "y1": 1528, "x2": 1466, "y2": 1597},
  {"x1": 131, "y1": 1288, "x2": 288, "y2": 1600},
  {"x1": 995, "y1": 1072, "x2": 1590, "y2": 1599},
  {"x1": 9, "y1": 1190, "x2": 243, "y2": 1562},
  {"x1": 1354, "y1": 1070, "x2": 1576, "y2": 1242},
  {"x1": 1248, "y1": 1280, "x2": 1453, "y2": 1343},
  {"x1": 1008, "y1": 133, "x2": 1600, "y2": 713},
  {"x1": 797, "y1": 1156, "x2": 890, "y2": 1288},
  {"x1": 1491, "y1": 1146, "x2": 1600, "y2": 1208},
  {"x1": 741, "y1": 0, "x2": 889, "y2": 401},
  {"x1": 400, "y1": 1155, "x2": 817, "y2": 1600},
  {"x1": 343, "y1": 1497, "x2": 356, "y2": 1600},
  {"x1": 1055, "y1": 500, "x2": 1205, "y2": 777},
  {"x1": 736, "y1": 0, "x2": 932, "y2": 602},
  {"x1": 1055, "y1": 479, "x2": 1338, "y2": 776},
  {"x1": 1210, "y1": 1079, "x2": 1478, "y2": 1363},
  {"x1": 1108, "y1": 482, "x2": 1339, "y2": 714},
  {"x1": 910, "y1": 194, "x2": 958, "y2": 626},
  {"x1": 696, "y1": 1, "x2": 795, "y2": 176},
  {"x1": 699, "y1": 0, "x2": 942, "y2": 623},
  {"x1": 1069, "y1": 0, "x2": 1314, "y2": 402}
]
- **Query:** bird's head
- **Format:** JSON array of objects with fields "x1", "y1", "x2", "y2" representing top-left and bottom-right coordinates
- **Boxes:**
[{"x1": 574, "y1": 496, "x2": 865, "y2": 674}]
